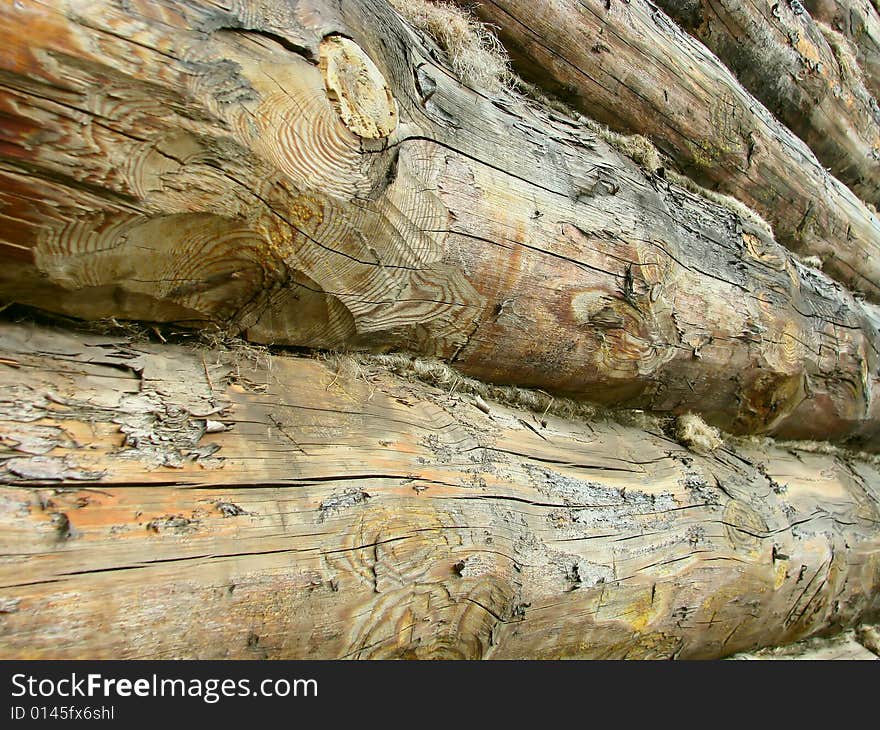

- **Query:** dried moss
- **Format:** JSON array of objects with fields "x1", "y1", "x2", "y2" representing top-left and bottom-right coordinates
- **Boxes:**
[
  {"x1": 516, "y1": 84, "x2": 775, "y2": 240},
  {"x1": 666, "y1": 170, "x2": 774, "y2": 239},
  {"x1": 324, "y1": 351, "x2": 669, "y2": 432},
  {"x1": 674, "y1": 413, "x2": 723, "y2": 454},
  {"x1": 5, "y1": 304, "x2": 878, "y2": 468},
  {"x1": 793, "y1": 253, "x2": 823, "y2": 269},
  {"x1": 389, "y1": 0, "x2": 514, "y2": 93},
  {"x1": 580, "y1": 120, "x2": 663, "y2": 173},
  {"x1": 856, "y1": 625, "x2": 880, "y2": 656},
  {"x1": 819, "y1": 22, "x2": 865, "y2": 90},
  {"x1": 589, "y1": 126, "x2": 774, "y2": 240},
  {"x1": 391, "y1": 2, "x2": 778, "y2": 246}
]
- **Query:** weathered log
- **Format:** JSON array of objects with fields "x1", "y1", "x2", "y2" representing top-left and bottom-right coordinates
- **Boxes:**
[
  {"x1": 3, "y1": 0, "x2": 880, "y2": 446},
  {"x1": 0, "y1": 320, "x2": 878, "y2": 659},
  {"x1": 804, "y1": 0, "x2": 880, "y2": 101},
  {"x1": 460, "y1": 0, "x2": 880, "y2": 300},
  {"x1": 730, "y1": 628, "x2": 880, "y2": 658},
  {"x1": 657, "y1": 0, "x2": 880, "y2": 203}
]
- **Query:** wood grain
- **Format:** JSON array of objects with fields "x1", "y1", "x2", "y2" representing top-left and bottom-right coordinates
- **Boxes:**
[
  {"x1": 462, "y1": 0, "x2": 880, "y2": 301},
  {"x1": 0, "y1": 320, "x2": 878, "y2": 659},
  {"x1": 3, "y1": 1, "x2": 880, "y2": 446},
  {"x1": 658, "y1": 0, "x2": 880, "y2": 204}
]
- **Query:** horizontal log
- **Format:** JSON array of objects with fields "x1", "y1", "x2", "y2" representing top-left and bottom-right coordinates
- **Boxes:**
[
  {"x1": 0, "y1": 320, "x2": 878, "y2": 659},
  {"x1": 461, "y1": 0, "x2": 880, "y2": 300},
  {"x1": 804, "y1": 0, "x2": 880, "y2": 101},
  {"x1": 3, "y1": 0, "x2": 880, "y2": 446},
  {"x1": 731, "y1": 630, "x2": 879, "y2": 659},
  {"x1": 657, "y1": 0, "x2": 880, "y2": 204}
]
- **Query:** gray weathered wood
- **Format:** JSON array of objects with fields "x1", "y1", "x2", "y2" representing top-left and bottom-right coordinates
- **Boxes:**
[{"x1": 658, "y1": 0, "x2": 880, "y2": 204}]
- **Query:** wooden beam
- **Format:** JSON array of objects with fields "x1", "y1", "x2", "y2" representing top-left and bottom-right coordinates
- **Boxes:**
[
  {"x1": 658, "y1": 0, "x2": 880, "y2": 205},
  {"x1": 0, "y1": 321, "x2": 878, "y2": 659},
  {"x1": 461, "y1": 0, "x2": 880, "y2": 300},
  {"x1": 2, "y1": 1, "x2": 880, "y2": 445}
]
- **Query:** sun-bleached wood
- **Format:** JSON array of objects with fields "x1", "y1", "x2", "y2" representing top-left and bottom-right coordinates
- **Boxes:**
[{"x1": 0, "y1": 321, "x2": 878, "y2": 659}]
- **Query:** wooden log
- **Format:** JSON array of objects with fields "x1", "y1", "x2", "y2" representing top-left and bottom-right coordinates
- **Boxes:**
[
  {"x1": 459, "y1": 0, "x2": 880, "y2": 301},
  {"x1": 730, "y1": 629, "x2": 880, "y2": 659},
  {"x1": 0, "y1": 320, "x2": 878, "y2": 659},
  {"x1": 657, "y1": 0, "x2": 880, "y2": 204},
  {"x1": 3, "y1": 0, "x2": 880, "y2": 446},
  {"x1": 804, "y1": 0, "x2": 880, "y2": 101}
]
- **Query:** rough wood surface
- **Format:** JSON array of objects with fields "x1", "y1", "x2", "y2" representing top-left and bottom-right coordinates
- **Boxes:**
[
  {"x1": 804, "y1": 0, "x2": 880, "y2": 101},
  {"x1": 461, "y1": 0, "x2": 880, "y2": 301},
  {"x1": 0, "y1": 320, "x2": 878, "y2": 659},
  {"x1": 730, "y1": 628, "x2": 880, "y2": 658},
  {"x1": 657, "y1": 0, "x2": 880, "y2": 204},
  {"x1": 4, "y1": 0, "x2": 880, "y2": 447}
]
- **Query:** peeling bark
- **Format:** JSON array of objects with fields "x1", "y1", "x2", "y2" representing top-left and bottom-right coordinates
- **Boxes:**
[{"x1": 0, "y1": 321, "x2": 878, "y2": 659}]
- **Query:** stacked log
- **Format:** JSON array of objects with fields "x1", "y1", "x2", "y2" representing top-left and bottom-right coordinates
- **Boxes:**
[
  {"x1": 1, "y1": 0, "x2": 880, "y2": 658},
  {"x1": 3, "y1": 0, "x2": 880, "y2": 445},
  {"x1": 803, "y1": 1, "x2": 880, "y2": 102},
  {"x1": 461, "y1": 0, "x2": 880, "y2": 300},
  {"x1": 657, "y1": 0, "x2": 880, "y2": 204},
  {"x1": 0, "y1": 321, "x2": 878, "y2": 659}
]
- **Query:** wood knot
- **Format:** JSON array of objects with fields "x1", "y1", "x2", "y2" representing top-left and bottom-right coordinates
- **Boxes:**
[
  {"x1": 319, "y1": 35, "x2": 398, "y2": 139},
  {"x1": 347, "y1": 577, "x2": 515, "y2": 659},
  {"x1": 324, "y1": 502, "x2": 451, "y2": 592},
  {"x1": 722, "y1": 500, "x2": 767, "y2": 553}
]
